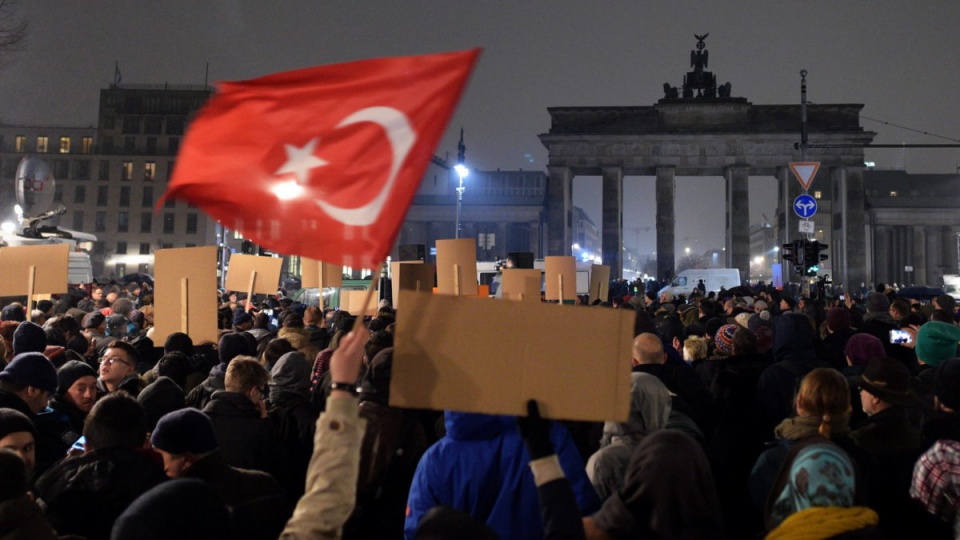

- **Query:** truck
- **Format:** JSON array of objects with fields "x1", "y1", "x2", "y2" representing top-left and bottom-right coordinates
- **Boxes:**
[{"x1": 657, "y1": 268, "x2": 741, "y2": 298}]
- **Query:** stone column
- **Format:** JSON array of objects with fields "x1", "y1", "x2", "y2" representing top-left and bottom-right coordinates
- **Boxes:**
[
  {"x1": 655, "y1": 166, "x2": 676, "y2": 281},
  {"x1": 913, "y1": 225, "x2": 926, "y2": 286},
  {"x1": 926, "y1": 226, "x2": 942, "y2": 285},
  {"x1": 546, "y1": 166, "x2": 573, "y2": 256},
  {"x1": 601, "y1": 166, "x2": 624, "y2": 279},
  {"x1": 725, "y1": 165, "x2": 750, "y2": 281},
  {"x1": 833, "y1": 167, "x2": 867, "y2": 288},
  {"x1": 874, "y1": 226, "x2": 890, "y2": 286},
  {"x1": 496, "y1": 221, "x2": 508, "y2": 260}
]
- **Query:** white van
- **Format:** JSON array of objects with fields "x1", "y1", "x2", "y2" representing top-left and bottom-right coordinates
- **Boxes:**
[{"x1": 658, "y1": 268, "x2": 741, "y2": 298}]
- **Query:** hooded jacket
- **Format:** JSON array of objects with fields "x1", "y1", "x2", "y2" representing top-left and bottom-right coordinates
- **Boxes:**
[{"x1": 404, "y1": 411, "x2": 600, "y2": 540}]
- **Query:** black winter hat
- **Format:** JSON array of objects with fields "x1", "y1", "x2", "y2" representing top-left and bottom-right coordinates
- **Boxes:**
[
  {"x1": 0, "y1": 408, "x2": 35, "y2": 441},
  {"x1": 35, "y1": 299, "x2": 54, "y2": 315},
  {"x1": 13, "y1": 321, "x2": 46, "y2": 355},
  {"x1": 0, "y1": 304, "x2": 25, "y2": 322},
  {"x1": 163, "y1": 332, "x2": 194, "y2": 356},
  {"x1": 112, "y1": 478, "x2": 231, "y2": 540},
  {"x1": 217, "y1": 332, "x2": 254, "y2": 366},
  {"x1": 934, "y1": 359, "x2": 960, "y2": 411},
  {"x1": 57, "y1": 360, "x2": 97, "y2": 395},
  {"x1": 138, "y1": 377, "x2": 186, "y2": 433},
  {"x1": 0, "y1": 352, "x2": 58, "y2": 394},
  {"x1": 81, "y1": 311, "x2": 105, "y2": 329},
  {"x1": 232, "y1": 309, "x2": 252, "y2": 327},
  {"x1": 150, "y1": 408, "x2": 218, "y2": 455}
]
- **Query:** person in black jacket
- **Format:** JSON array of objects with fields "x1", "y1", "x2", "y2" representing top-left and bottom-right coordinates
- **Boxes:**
[{"x1": 35, "y1": 392, "x2": 166, "y2": 540}]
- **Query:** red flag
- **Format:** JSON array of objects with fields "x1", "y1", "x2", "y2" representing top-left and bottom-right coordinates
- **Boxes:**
[{"x1": 159, "y1": 49, "x2": 480, "y2": 269}]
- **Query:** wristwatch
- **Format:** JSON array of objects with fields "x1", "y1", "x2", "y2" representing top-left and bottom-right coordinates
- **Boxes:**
[{"x1": 330, "y1": 381, "x2": 359, "y2": 396}]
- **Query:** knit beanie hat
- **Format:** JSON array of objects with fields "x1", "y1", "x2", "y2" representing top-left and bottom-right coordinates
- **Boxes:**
[
  {"x1": 163, "y1": 332, "x2": 194, "y2": 356},
  {"x1": 57, "y1": 360, "x2": 97, "y2": 395},
  {"x1": 232, "y1": 310, "x2": 252, "y2": 327},
  {"x1": 865, "y1": 292, "x2": 890, "y2": 313},
  {"x1": 150, "y1": 408, "x2": 218, "y2": 455},
  {"x1": 714, "y1": 324, "x2": 738, "y2": 355},
  {"x1": 138, "y1": 377, "x2": 186, "y2": 433},
  {"x1": 112, "y1": 478, "x2": 230, "y2": 540},
  {"x1": 844, "y1": 333, "x2": 886, "y2": 367},
  {"x1": 217, "y1": 332, "x2": 254, "y2": 366},
  {"x1": 0, "y1": 304, "x2": 25, "y2": 322},
  {"x1": 933, "y1": 359, "x2": 960, "y2": 411},
  {"x1": 734, "y1": 312, "x2": 752, "y2": 329},
  {"x1": 0, "y1": 408, "x2": 35, "y2": 441},
  {"x1": 826, "y1": 308, "x2": 852, "y2": 332},
  {"x1": 13, "y1": 321, "x2": 46, "y2": 355},
  {"x1": 0, "y1": 352, "x2": 58, "y2": 393},
  {"x1": 916, "y1": 321, "x2": 960, "y2": 367},
  {"x1": 82, "y1": 311, "x2": 105, "y2": 329}
]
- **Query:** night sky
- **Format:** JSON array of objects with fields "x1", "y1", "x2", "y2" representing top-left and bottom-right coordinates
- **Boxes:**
[{"x1": 2, "y1": 1, "x2": 958, "y2": 259}]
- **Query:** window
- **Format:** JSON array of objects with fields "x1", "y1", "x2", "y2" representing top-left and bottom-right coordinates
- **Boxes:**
[
  {"x1": 121, "y1": 161, "x2": 133, "y2": 180},
  {"x1": 54, "y1": 183, "x2": 63, "y2": 203},
  {"x1": 95, "y1": 211, "x2": 106, "y2": 232},
  {"x1": 74, "y1": 185, "x2": 85, "y2": 204},
  {"x1": 119, "y1": 186, "x2": 130, "y2": 207},
  {"x1": 118, "y1": 211, "x2": 129, "y2": 232},
  {"x1": 97, "y1": 186, "x2": 108, "y2": 206},
  {"x1": 166, "y1": 117, "x2": 184, "y2": 135},
  {"x1": 122, "y1": 116, "x2": 140, "y2": 134},
  {"x1": 163, "y1": 213, "x2": 175, "y2": 234},
  {"x1": 99, "y1": 160, "x2": 110, "y2": 180},
  {"x1": 144, "y1": 161, "x2": 156, "y2": 180},
  {"x1": 146, "y1": 137, "x2": 157, "y2": 154},
  {"x1": 141, "y1": 186, "x2": 153, "y2": 207},
  {"x1": 102, "y1": 115, "x2": 115, "y2": 130},
  {"x1": 186, "y1": 213, "x2": 198, "y2": 234},
  {"x1": 36, "y1": 136, "x2": 49, "y2": 153},
  {"x1": 73, "y1": 159, "x2": 91, "y2": 180},
  {"x1": 139, "y1": 243, "x2": 150, "y2": 255},
  {"x1": 166, "y1": 160, "x2": 175, "y2": 180},
  {"x1": 164, "y1": 197, "x2": 175, "y2": 209},
  {"x1": 117, "y1": 241, "x2": 127, "y2": 255},
  {"x1": 53, "y1": 160, "x2": 69, "y2": 179},
  {"x1": 59, "y1": 136, "x2": 70, "y2": 153},
  {"x1": 102, "y1": 136, "x2": 114, "y2": 152},
  {"x1": 168, "y1": 137, "x2": 179, "y2": 154},
  {"x1": 144, "y1": 117, "x2": 162, "y2": 134},
  {"x1": 124, "y1": 137, "x2": 135, "y2": 153},
  {"x1": 72, "y1": 211, "x2": 84, "y2": 230},
  {"x1": 813, "y1": 191, "x2": 822, "y2": 199},
  {"x1": 140, "y1": 213, "x2": 152, "y2": 233},
  {"x1": 890, "y1": 191, "x2": 898, "y2": 197},
  {"x1": 81, "y1": 137, "x2": 93, "y2": 154},
  {"x1": 115, "y1": 263, "x2": 126, "y2": 277},
  {"x1": 15, "y1": 136, "x2": 26, "y2": 152}
]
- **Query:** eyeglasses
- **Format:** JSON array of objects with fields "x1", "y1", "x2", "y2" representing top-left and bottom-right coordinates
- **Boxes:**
[{"x1": 100, "y1": 356, "x2": 132, "y2": 368}]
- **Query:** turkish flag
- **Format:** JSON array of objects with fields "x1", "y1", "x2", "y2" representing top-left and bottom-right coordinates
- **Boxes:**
[{"x1": 159, "y1": 49, "x2": 480, "y2": 269}]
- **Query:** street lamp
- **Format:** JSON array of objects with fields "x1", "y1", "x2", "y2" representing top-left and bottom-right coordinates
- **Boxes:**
[{"x1": 454, "y1": 129, "x2": 468, "y2": 239}]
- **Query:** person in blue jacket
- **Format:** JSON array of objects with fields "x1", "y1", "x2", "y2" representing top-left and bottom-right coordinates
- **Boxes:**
[{"x1": 404, "y1": 410, "x2": 600, "y2": 540}]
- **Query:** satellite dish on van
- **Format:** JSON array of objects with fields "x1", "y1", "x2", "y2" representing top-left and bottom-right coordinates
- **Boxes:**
[{"x1": 16, "y1": 157, "x2": 55, "y2": 217}]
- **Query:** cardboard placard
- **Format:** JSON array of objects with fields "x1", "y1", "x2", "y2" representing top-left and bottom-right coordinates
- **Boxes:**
[
  {"x1": 0, "y1": 244, "x2": 69, "y2": 297},
  {"x1": 589, "y1": 265, "x2": 611, "y2": 304},
  {"x1": 153, "y1": 246, "x2": 219, "y2": 346},
  {"x1": 301, "y1": 258, "x2": 343, "y2": 289},
  {"x1": 341, "y1": 289, "x2": 378, "y2": 316},
  {"x1": 391, "y1": 262, "x2": 436, "y2": 309},
  {"x1": 544, "y1": 256, "x2": 576, "y2": 302},
  {"x1": 436, "y1": 238, "x2": 478, "y2": 297},
  {"x1": 225, "y1": 253, "x2": 282, "y2": 295},
  {"x1": 391, "y1": 290, "x2": 633, "y2": 422},
  {"x1": 500, "y1": 268, "x2": 542, "y2": 303}
]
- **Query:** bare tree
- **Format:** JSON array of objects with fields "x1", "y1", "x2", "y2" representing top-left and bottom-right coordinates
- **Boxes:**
[{"x1": 0, "y1": 0, "x2": 26, "y2": 54}]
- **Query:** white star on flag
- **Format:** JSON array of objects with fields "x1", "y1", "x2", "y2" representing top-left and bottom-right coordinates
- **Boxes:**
[{"x1": 275, "y1": 138, "x2": 328, "y2": 184}]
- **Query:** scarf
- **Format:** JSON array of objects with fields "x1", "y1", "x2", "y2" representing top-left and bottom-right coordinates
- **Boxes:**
[{"x1": 773, "y1": 414, "x2": 849, "y2": 441}]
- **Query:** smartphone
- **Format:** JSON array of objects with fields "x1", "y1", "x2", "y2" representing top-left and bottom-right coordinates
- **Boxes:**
[
  {"x1": 839, "y1": 294, "x2": 845, "y2": 301},
  {"x1": 70, "y1": 436, "x2": 86, "y2": 454},
  {"x1": 889, "y1": 329, "x2": 913, "y2": 345}
]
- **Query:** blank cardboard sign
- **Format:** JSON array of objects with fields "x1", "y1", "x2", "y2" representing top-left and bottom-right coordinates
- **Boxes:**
[
  {"x1": 500, "y1": 268, "x2": 542, "y2": 303},
  {"x1": 301, "y1": 258, "x2": 343, "y2": 289},
  {"x1": 153, "y1": 246, "x2": 219, "y2": 346},
  {"x1": 0, "y1": 244, "x2": 69, "y2": 297},
  {"x1": 390, "y1": 262, "x2": 436, "y2": 309},
  {"x1": 544, "y1": 256, "x2": 576, "y2": 301},
  {"x1": 436, "y1": 238, "x2": 478, "y2": 296},
  {"x1": 341, "y1": 289, "x2": 378, "y2": 316},
  {"x1": 391, "y1": 290, "x2": 633, "y2": 422},
  {"x1": 589, "y1": 265, "x2": 611, "y2": 304},
  {"x1": 225, "y1": 253, "x2": 282, "y2": 295}
]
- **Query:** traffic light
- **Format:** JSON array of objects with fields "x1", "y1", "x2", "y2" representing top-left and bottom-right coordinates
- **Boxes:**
[
  {"x1": 804, "y1": 240, "x2": 828, "y2": 276},
  {"x1": 781, "y1": 242, "x2": 796, "y2": 263}
]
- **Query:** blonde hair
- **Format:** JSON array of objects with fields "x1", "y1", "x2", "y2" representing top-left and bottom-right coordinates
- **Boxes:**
[
  {"x1": 683, "y1": 336, "x2": 708, "y2": 362},
  {"x1": 796, "y1": 368, "x2": 851, "y2": 438}
]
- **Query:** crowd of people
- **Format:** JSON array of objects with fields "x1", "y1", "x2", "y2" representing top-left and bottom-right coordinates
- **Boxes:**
[{"x1": 0, "y1": 279, "x2": 958, "y2": 539}]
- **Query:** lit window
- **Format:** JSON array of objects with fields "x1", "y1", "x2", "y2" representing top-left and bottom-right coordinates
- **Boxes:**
[
  {"x1": 15, "y1": 136, "x2": 26, "y2": 152},
  {"x1": 36, "y1": 136, "x2": 48, "y2": 153},
  {"x1": 82, "y1": 137, "x2": 93, "y2": 154},
  {"x1": 144, "y1": 161, "x2": 156, "y2": 180},
  {"x1": 813, "y1": 191, "x2": 822, "y2": 199},
  {"x1": 890, "y1": 191, "x2": 898, "y2": 197},
  {"x1": 121, "y1": 161, "x2": 133, "y2": 181},
  {"x1": 59, "y1": 137, "x2": 70, "y2": 153}
]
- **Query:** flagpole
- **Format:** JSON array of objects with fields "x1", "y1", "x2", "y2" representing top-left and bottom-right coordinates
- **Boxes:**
[{"x1": 351, "y1": 260, "x2": 382, "y2": 332}]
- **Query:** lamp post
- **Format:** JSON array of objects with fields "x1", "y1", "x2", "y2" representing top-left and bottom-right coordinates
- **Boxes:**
[{"x1": 454, "y1": 129, "x2": 468, "y2": 239}]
